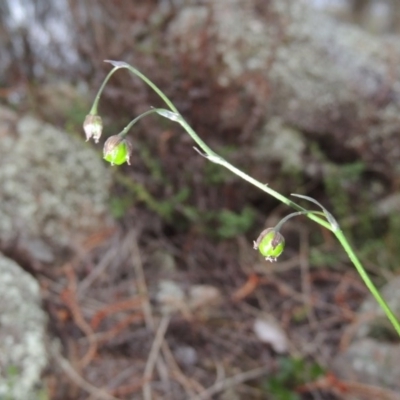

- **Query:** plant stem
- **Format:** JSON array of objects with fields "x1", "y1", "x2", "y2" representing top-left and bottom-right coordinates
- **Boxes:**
[
  {"x1": 95, "y1": 62, "x2": 400, "y2": 336},
  {"x1": 121, "y1": 64, "x2": 332, "y2": 230},
  {"x1": 335, "y1": 230, "x2": 400, "y2": 336},
  {"x1": 119, "y1": 109, "x2": 163, "y2": 137}
]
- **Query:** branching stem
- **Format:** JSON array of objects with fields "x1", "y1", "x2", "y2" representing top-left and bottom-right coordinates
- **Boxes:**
[{"x1": 90, "y1": 60, "x2": 400, "y2": 336}]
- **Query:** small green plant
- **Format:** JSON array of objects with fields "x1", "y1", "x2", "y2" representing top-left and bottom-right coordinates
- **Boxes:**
[
  {"x1": 215, "y1": 206, "x2": 256, "y2": 239},
  {"x1": 262, "y1": 357, "x2": 324, "y2": 400},
  {"x1": 84, "y1": 60, "x2": 400, "y2": 336}
]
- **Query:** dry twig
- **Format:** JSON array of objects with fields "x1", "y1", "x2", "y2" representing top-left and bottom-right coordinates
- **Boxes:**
[
  {"x1": 143, "y1": 315, "x2": 171, "y2": 400},
  {"x1": 191, "y1": 366, "x2": 270, "y2": 400},
  {"x1": 61, "y1": 264, "x2": 97, "y2": 369},
  {"x1": 51, "y1": 342, "x2": 121, "y2": 400},
  {"x1": 130, "y1": 230, "x2": 171, "y2": 398}
]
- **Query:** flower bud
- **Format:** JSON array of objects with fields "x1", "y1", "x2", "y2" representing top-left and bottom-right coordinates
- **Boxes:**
[
  {"x1": 83, "y1": 114, "x2": 103, "y2": 143},
  {"x1": 103, "y1": 135, "x2": 133, "y2": 165},
  {"x1": 253, "y1": 228, "x2": 285, "y2": 262},
  {"x1": 155, "y1": 109, "x2": 182, "y2": 124}
]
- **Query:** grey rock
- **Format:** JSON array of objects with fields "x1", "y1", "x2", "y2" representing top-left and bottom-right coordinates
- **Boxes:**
[
  {"x1": 166, "y1": 1, "x2": 400, "y2": 174},
  {"x1": 0, "y1": 253, "x2": 48, "y2": 400},
  {"x1": 156, "y1": 279, "x2": 185, "y2": 314},
  {"x1": 0, "y1": 106, "x2": 114, "y2": 261},
  {"x1": 375, "y1": 192, "x2": 400, "y2": 217},
  {"x1": 174, "y1": 345, "x2": 198, "y2": 367},
  {"x1": 253, "y1": 117, "x2": 305, "y2": 172},
  {"x1": 333, "y1": 338, "x2": 400, "y2": 391}
]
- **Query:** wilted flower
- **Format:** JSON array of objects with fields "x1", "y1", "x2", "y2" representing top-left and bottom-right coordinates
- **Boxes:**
[
  {"x1": 83, "y1": 114, "x2": 103, "y2": 143},
  {"x1": 253, "y1": 228, "x2": 285, "y2": 262},
  {"x1": 103, "y1": 135, "x2": 133, "y2": 165}
]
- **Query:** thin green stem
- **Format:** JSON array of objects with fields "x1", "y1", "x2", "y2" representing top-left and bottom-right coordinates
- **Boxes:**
[
  {"x1": 119, "y1": 109, "x2": 163, "y2": 137},
  {"x1": 117, "y1": 65, "x2": 334, "y2": 229},
  {"x1": 335, "y1": 230, "x2": 400, "y2": 336},
  {"x1": 122, "y1": 65, "x2": 178, "y2": 113},
  {"x1": 178, "y1": 119, "x2": 332, "y2": 230},
  {"x1": 274, "y1": 211, "x2": 325, "y2": 232}
]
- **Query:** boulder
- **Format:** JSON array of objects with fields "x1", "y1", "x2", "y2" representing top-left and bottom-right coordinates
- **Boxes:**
[{"x1": 0, "y1": 105, "x2": 113, "y2": 262}]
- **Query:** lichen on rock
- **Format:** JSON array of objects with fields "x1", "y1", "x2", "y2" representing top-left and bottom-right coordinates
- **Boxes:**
[
  {"x1": 0, "y1": 253, "x2": 48, "y2": 400},
  {"x1": 0, "y1": 106, "x2": 114, "y2": 260}
]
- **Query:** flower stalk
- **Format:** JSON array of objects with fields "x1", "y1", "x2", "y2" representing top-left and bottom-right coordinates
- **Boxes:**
[{"x1": 85, "y1": 60, "x2": 400, "y2": 337}]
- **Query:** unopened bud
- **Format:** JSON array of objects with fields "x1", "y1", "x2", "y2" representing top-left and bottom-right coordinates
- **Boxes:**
[
  {"x1": 83, "y1": 114, "x2": 103, "y2": 143},
  {"x1": 103, "y1": 135, "x2": 133, "y2": 166},
  {"x1": 253, "y1": 228, "x2": 285, "y2": 262},
  {"x1": 155, "y1": 109, "x2": 182, "y2": 124}
]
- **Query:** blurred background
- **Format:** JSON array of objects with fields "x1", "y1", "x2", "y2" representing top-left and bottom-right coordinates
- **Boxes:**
[{"x1": 1, "y1": 0, "x2": 400, "y2": 399}]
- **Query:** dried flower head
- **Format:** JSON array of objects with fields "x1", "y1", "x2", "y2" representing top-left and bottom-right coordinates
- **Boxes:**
[{"x1": 83, "y1": 114, "x2": 103, "y2": 143}]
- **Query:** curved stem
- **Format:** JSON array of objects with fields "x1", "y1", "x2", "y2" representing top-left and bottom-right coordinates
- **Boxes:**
[
  {"x1": 114, "y1": 65, "x2": 331, "y2": 230},
  {"x1": 119, "y1": 109, "x2": 163, "y2": 137},
  {"x1": 118, "y1": 64, "x2": 178, "y2": 113},
  {"x1": 274, "y1": 211, "x2": 325, "y2": 232}
]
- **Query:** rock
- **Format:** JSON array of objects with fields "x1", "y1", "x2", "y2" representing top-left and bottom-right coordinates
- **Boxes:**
[
  {"x1": 166, "y1": 1, "x2": 400, "y2": 176},
  {"x1": 375, "y1": 192, "x2": 400, "y2": 216},
  {"x1": 188, "y1": 284, "x2": 222, "y2": 310},
  {"x1": 0, "y1": 105, "x2": 113, "y2": 261},
  {"x1": 156, "y1": 280, "x2": 222, "y2": 317},
  {"x1": 333, "y1": 338, "x2": 400, "y2": 391},
  {"x1": 0, "y1": 253, "x2": 48, "y2": 400},
  {"x1": 252, "y1": 117, "x2": 306, "y2": 171},
  {"x1": 149, "y1": 249, "x2": 177, "y2": 274},
  {"x1": 253, "y1": 317, "x2": 289, "y2": 354},
  {"x1": 173, "y1": 345, "x2": 198, "y2": 367},
  {"x1": 156, "y1": 280, "x2": 186, "y2": 314},
  {"x1": 332, "y1": 276, "x2": 400, "y2": 391}
]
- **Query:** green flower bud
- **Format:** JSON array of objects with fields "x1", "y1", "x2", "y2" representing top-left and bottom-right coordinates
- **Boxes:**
[
  {"x1": 103, "y1": 135, "x2": 133, "y2": 166},
  {"x1": 83, "y1": 114, "x2": 103, "y2": 143},
  {"x1": 253, "y1": 228, "x2": 285, "y2": 262}
]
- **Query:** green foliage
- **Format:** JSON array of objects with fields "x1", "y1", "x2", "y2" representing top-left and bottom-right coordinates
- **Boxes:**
[
  {"x1": 113, "y1": 171, "x2": 191, "y2": 221},
  {"x1": 138, "y1": 143, "x2": 164, "y2": 183},
  {"x1": 309, "y1": 247, "x2": 342, "y2": 268},
  {"x1": 110, "y1": 140, "x2": 256, "y2": 238},
  {"x1": 215, "y1": 206, "x2": 256, "y2": 239},
  {"x1": 324, "y1": 161, "x2": 365, "y2": 222},
  {"x1": 109, "y1": 195, "x2": 135, "y2": 219},
  {"x1": 262, "y1": 357, "x2": 324, "y2": 400},
  {"x1": 178, "y1": 204, "x2": 256, "y2": 239}
]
